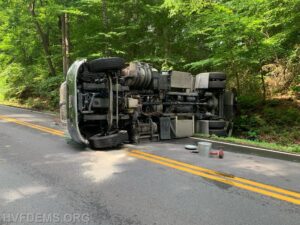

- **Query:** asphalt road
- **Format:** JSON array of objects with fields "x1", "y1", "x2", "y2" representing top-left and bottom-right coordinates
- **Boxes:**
[{"x1": 0, "y1": 105, "x2": 299, "y2": 225}]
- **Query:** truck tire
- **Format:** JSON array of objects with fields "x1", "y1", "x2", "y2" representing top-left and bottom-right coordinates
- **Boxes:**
[
  {"x1": 208, "y1": 80, "x2": 226, "y2": 89},
  {"x1": 87, "y1": 57, "x2": 125, "y2": 72},
  {"x1": 209, "y1": 120, "x2": 227, "y2": 129},
  {"x1": 89, "y1": 130, "x2": 128, "y2": 149},
  {"x1": 209, "y1": 72, "x2": 226, "y2": 80}
]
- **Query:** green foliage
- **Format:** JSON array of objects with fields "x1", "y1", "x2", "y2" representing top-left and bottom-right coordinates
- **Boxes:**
[
  {"x1": 164, "y1": 0, "x2": 300, "y2": 95},
  {"x1": 0, "y1": 0, "x2": 298, "y2": 150},
  {"x1": 234, "y1": 99, "x2": 300, "y2": 145},
  {"x1": 291, "y1": 86, "x2": 300, "y2": 92},
  {"x1": 234, "y1": 114, "x2": 264, "y2": 139},
  {"x1": 263, "y1": 106, "x2": 300, "y2": 126},
  {"x1": 237, "y1": 95, "x2": 263, "y2": 110},
  {"x1": 1, "y1": 0, "x2": 299, "y2": 107}
]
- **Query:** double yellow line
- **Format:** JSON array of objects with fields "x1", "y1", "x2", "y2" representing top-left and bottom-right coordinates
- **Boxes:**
[
  {"x1": 129, "y1": 150, "x2": 300, "y2": 205},
  {"x1": 0, "y1": 115, "x2": 65, "y2": 137},
  {"x1": 1, "y1": 114, "x2": 300, "y2": 205}
]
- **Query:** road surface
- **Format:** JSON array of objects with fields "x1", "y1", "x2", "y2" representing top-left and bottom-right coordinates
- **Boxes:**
[{"x1": 0, "y1": 105, "x2": 299, "y2": 225}]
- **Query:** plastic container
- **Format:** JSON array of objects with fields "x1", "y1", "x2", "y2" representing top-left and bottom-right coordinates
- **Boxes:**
[
  {"x1": 197, "y1": 142, "x2": 212, "y2": 157},
  {"x1": 209, "y1": 150, "x2": 224, "y2": 159}
]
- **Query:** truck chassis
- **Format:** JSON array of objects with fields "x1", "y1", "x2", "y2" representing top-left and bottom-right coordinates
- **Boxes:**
[{"x1": 60, "y1": 57, "x2": 235, "y2": 149}]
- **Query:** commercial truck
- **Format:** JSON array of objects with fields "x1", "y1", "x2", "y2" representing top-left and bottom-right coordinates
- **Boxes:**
[{"x1": 60, "y1": 57, "x2": 235, "y2": 148}]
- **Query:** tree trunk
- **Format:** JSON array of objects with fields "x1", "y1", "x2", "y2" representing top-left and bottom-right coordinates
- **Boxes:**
[
  {"x1": 162, "y1": 27, "x2": 170, "y2": 67},
  {"x1": 235, "y1": 72, "x2": 240, "y2": 94},
  {"x1": 102, "y1": 0, "x2": 108, "y2": 30},
  {"x1": 101, "y1": 0, "x2": 110, "y2": 56},
  {"x1": 29, "y1": 0, "x2": 56, "y2": 76},
  {"x1": 61, "y1": 13, "x2": 70, "y2": 77},
  {"x1": 261, "y1": 72, "x2": 267, "y2": 102},
  {"x1": 132, "y1": 0, "x2": 138, "y2": 20}
]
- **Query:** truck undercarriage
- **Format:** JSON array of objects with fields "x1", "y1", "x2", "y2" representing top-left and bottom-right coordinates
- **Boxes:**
[{"x1": 60, "y1": 57, "x2": 235, "y2": 149}]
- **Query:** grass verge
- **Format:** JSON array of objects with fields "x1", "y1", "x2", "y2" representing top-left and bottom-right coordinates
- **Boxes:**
[
  {"x1": 0, "y1": 99, "x2": 58, "y2": 115},
  {"x1": 194, "y1": 133, "x2": 300, "y2": 154}
]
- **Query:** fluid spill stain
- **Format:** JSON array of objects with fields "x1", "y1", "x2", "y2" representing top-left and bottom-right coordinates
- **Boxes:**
[{"x1": 81, "y1": 149, "x2": 135, "y2": 183}]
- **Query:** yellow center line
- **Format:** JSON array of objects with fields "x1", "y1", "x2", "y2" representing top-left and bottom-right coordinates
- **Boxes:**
[
  {"x1": 0, "y1": 115, "x2": 65, "y2": 137},
  {"x1": 1, "y1": 115, "x2": 299, "y2": 205},
  {"x1": 128, "y1": 151, "x2": 300, "y2": 205},
  {"x1": 131, "y1": 150, "x2": 300, "y2": 199}
]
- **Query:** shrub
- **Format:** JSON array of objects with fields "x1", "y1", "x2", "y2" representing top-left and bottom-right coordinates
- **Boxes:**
[
  {"x1": 263, "y1": 107, "x2": 300, "y2": 126},
  {"x1": 237, "y1": 94, "x2": 263, "y2": 110},
  {"x1": 234, "y1": 114, "x2": 266, "y2": 131}
]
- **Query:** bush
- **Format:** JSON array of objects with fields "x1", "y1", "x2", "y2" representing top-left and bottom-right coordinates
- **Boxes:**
[
  {"x1": 0, "y1": 63, "x2": 63, "y2": 111},
  {"x1": 1, "y1": 63, "x2": 36, "y2": 100},
  {"x1": 263, "y1": 107, "x2": 300, "y2": 126},
  {"x1": 237, "y1": 94, "x2": 263, "y2": 110},
  {"x1": 234, "y1": 114, "x2": 265, "y2": 131},
  {"x1": 37, "y1": 76, "x2": 64, "y2": 110},
  {"x1": 234, "y1": 97, "x2": 300, "y2": 145}
]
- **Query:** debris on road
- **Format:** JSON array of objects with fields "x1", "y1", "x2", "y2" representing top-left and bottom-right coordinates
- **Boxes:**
[
  {"x1": 185, "y1": 145, "x2": 197, "y2": 150},
  {"x1": 198, "y1": 142, "x2": 212, "y2": 157},
  {"x1": 209, "y1": 149, "x2": 224, "y2": 159},
  {"x1": 185, "y1": 142, "x2": 224, "y2": 159}
]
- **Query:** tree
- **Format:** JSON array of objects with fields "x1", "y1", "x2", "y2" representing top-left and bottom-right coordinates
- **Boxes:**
[
  {"x1": 0, "y1": 0, "x2": 299, "y2": 109},
  {"x1": 28, "y1": 0, "x2": 56, "y2": 76}
]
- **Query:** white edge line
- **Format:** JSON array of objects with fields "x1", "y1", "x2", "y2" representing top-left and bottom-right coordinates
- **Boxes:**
[
  {"x1": 191, "y1": 137, "x2": 300, "y2": 157},
  {"x1": 0, "y1": 104, "x2": 57, "y2": 116}
]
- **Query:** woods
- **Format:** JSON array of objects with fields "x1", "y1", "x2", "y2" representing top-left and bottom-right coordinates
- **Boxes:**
[{"x1": 0, "y1": 0, "x2": 299, "y2": 147}]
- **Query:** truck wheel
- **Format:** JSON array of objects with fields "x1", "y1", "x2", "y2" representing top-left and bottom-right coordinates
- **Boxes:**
[
  {"x1": 89, "y1": 130, "x2": 128, "y2": 149},
  {"x1": 87, "y1": 57, "x2": 125, "y2": 72},
  {"x1": 208, "y1": 80, "x2": 226, "y2": 89},
  {"x1": 209, "y1": 120, "x2": 227, "y2": 129},
  {"x1": 209, "y1": 72, "x2": 226, "y2": 80}
]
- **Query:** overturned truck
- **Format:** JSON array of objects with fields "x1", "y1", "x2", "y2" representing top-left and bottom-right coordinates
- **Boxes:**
[{"x1": 60, "y1": 57, "x2": 235, "y2": 148}]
